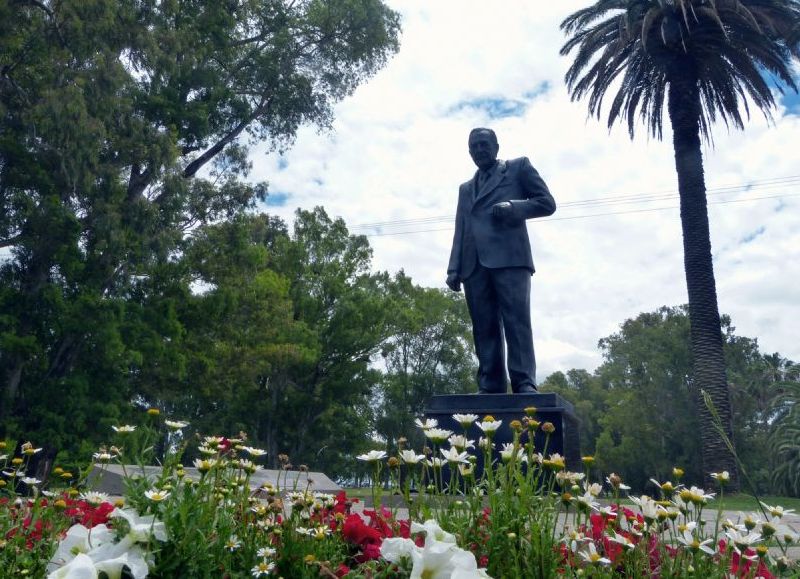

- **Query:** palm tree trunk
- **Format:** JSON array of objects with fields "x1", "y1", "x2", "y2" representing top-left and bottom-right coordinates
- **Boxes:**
[{"x1": 668, "y1": 74, "x2": 739, "y2": 491}]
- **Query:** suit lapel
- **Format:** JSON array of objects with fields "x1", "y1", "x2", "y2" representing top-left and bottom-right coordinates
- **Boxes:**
[{"x1": 475, "y1": 159, "x2": 507, "y2": 202}]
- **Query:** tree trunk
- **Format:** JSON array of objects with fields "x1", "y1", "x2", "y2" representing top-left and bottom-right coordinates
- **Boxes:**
[{"x1": 668, "y1": 75, "x2": 739, "y2": 491}]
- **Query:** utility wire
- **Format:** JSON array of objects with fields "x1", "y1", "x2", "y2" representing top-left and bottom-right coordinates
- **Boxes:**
[{"x1": 350, "y1": 175, "x2": 800, "y2": 237}]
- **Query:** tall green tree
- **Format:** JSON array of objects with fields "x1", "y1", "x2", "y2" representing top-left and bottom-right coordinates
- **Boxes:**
[
  {"x1": 542, "y1": 306, "x2": 799, "y2": 493},
  {"x1": 539, "y1": 368, "x2": 606, "y2": 457},
  {"x1": 0, "y1": 0, "x2": 400, "y2": 440},
  {"x1": 590, "y1": 307, "x2": 701, "y2": 490},
  {"x1": 375, "y1": 272, "x2": 475, "y2": 450},
  {"x1": 765, "y1": 361, "x2": 800, "y2": 495},
  {"x1": 131, "y1": 208, "x2": 394, "y2": 475},
  {"x1": 560, "y1": 0, "x2": 800, "y2": 488},
  {"x1": 269, "y1": 207, "x2": 395, "y2": 473}
]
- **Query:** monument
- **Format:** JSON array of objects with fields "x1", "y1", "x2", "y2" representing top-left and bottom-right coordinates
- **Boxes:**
[
  {"x1": 428, "y1": 128, "x2": 579, "y2": 468},
  {"x1": 445, "y1": 127, "x2": 555, "y2": 393}
]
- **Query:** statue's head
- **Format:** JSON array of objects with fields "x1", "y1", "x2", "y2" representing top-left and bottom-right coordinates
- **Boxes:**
[{"x1": 468, "y1": 128, "x2": 499, "y2": 171}]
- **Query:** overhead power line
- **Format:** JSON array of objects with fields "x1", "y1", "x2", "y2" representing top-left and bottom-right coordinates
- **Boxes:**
[{"x1": 349, "y1": 175, "x2": 800, "y2": 237}]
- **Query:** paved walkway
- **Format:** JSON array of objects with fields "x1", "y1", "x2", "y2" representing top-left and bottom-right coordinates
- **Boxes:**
[{"x1": 348, "y1": 501, "x2": 799, "y2": 561}]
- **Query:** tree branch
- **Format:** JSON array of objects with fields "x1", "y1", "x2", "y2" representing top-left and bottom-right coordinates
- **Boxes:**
[
  {"x1": 23, "y1": 0, "x2": 67, "y2": 47},
  {"x1": 127, "y1": 163, "x2": 154, "y2": 201},
  {"x1": 180, "y1": 98, "x2": 271, "y2": 180},
  {"x1": 0, "y1": 234, "x2": 21, "y2": 249}
]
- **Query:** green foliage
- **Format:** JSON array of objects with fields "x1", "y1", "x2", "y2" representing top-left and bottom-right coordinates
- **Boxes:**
[
  {"x1": 542, "y1": 306, "x2": 800, "y2": 495},
  {"x1": 560, "y1": 0, "x2": 800, "y2": 490},
  {"x1": 375, "y1": 272, "x2": 475, "y2": 451},
  {"x1": 560, "y1": 0, "x2": 800, "y2": 140},
  {"x1": 768, "y1": 376, "x2": 800, "y2": 495},
  {"x1": 0, "y1": 0, "x2": 400, "y2": 457}
]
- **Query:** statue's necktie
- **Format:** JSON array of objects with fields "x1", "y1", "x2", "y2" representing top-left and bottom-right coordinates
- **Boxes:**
[{"x1": 478, "y1": 170, "x2": 489, "y2": 191}]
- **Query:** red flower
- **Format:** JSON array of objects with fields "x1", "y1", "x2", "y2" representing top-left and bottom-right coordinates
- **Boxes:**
[
  {"x1": 335, "y1": 563, "x2": 351, "y2": 577},
  {"x1": 721, "y1": 540, "x2": 774, "y2": 579},
  {"x1": 397, "y1": 519, "x2": 411, "y2": 540},
  {"x1": 360, "y1": 543, "x2": 382, "y2": 561},
  {"x1": 342, "y1": 514, "x2": 382, "y2": 548},
  {"x1": 64, "y1": 500, "x2": 115, "y2": 528}
]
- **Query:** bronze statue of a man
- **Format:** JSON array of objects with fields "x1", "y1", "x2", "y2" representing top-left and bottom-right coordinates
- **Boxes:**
[{"x1": 446, "y1": 128, "x2": 556, "y2": 393}]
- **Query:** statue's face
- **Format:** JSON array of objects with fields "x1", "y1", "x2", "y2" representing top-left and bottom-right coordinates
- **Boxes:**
[{"x1": 468, "y1": 130, "x2": 499, "y2": 170}]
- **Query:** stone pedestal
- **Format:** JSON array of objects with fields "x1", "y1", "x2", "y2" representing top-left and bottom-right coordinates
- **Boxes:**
[{"x1": 423, "y1": 392, "x2": 581, "y2": 474}]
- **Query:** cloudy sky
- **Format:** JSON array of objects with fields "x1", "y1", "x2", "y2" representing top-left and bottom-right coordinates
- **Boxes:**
[{"x1": 249, "y1": 0, "x2": 800, "y2": 380}]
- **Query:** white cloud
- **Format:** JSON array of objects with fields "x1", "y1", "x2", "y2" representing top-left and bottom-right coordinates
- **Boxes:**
[{"x1": 249, "y1": 0, "x2": 800, "y2": 380}]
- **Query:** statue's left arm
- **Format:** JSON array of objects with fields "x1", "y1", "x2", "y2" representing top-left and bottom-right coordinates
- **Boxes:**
[{"x1": 502, "y1": 157, "x2": 556, "y2": 220}]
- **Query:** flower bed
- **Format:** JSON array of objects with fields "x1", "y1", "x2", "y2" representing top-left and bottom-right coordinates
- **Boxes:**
[{"x1": 1, "y1": 409, "x2": 798, "y2": 577}]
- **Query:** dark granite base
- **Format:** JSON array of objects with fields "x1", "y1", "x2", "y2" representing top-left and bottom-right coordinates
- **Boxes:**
[{"x1": 423, "y1": 392, "x2": 581, "y2": 473}]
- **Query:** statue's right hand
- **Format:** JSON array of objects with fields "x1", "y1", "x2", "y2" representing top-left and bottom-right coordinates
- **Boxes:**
[{"x1": 446, "y1": 273, "x2": 462, "y2": 292}]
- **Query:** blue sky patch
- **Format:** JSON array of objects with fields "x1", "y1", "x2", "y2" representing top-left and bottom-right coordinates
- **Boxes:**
[
  {"x1": 766, "y1": 72, "x2": 800, "y2": 115},
  {"x1": 780, "y1": 91, "x2": 800, "y2": 116},
  {"x1": 450, "y1": 97, "x2": 528, "y2": 119},
  {"x1": 277, "y1": 157, "x2": 289, "y2": 170},
  {"x1": 523, "y1": 81, "x2": 551, "y2": 100},
  {"x1": 265, "y1": 192, "x2": 290, "y2": 207},
  {"x1": 449, "y1": 82, "x2": 551, "y2": 119},
  {"x1": 739, "y1": 226, "x2": 766, "y2": 245}
]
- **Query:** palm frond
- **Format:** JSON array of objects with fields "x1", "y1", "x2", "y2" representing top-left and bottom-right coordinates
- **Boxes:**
[{"x1": 560, "y1": 0, "x2": 800, "y2": 143}]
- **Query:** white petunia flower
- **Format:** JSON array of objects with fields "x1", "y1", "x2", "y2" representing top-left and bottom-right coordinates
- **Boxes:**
[
  {"x1": 382, "y1": 519, "x2": 491, "y2": 578},
  {"x1": 90, "y1": 537, "x2": 150, "y2": 579},
  {"x1": 47, "y1": 553, "x2": 98, "y2": 578},
  {"x1": 111, "y1": 508, "x2": 168, "y2": 543},
  {"x1": 47, "y1": 524, "x2": 115, "y2": 572},
  {"x1": 380, "y1": 536, "x2": 418, "y2": 561}
]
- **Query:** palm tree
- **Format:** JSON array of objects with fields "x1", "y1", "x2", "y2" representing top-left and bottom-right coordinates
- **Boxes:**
[
  {"x1": 560, "y1": 0, "x2": 800, "y2": 490},
  {"x1": 767, "y1": 364, "x2": 800, "y2": 495}
]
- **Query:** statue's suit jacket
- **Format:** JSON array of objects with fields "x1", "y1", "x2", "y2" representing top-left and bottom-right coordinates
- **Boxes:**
[{"x1": 448, "y1": 157, "x2": 556, "y2": 280}]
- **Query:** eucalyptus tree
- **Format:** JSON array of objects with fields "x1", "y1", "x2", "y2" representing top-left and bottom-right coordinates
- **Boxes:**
[
  {"x1": 560, "y1": 0, "x2": 800, "y2": 488},
  {"x1": 0, "y1": 0, "x2": 400, "y2": 439}
]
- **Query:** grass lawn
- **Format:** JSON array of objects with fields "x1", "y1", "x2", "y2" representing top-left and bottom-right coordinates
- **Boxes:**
[{"x1": 712, "y1": 494, "x2": 800, "y2": 512}]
